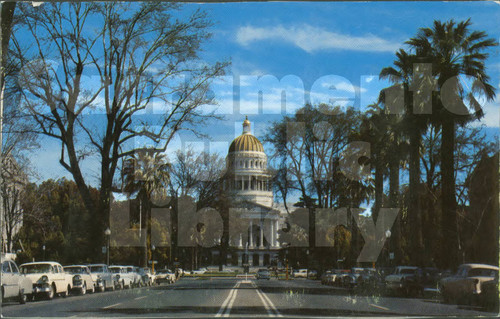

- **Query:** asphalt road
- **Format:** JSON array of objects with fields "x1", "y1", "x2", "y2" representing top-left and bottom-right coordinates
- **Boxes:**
[{"x1": 1, "y1": 278, "x2": 497, "y2": 318}]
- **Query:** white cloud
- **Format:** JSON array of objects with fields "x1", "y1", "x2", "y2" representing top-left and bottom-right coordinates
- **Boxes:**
[{"x1": 236, "y1": 24, "x2": 402, "y2": 53}]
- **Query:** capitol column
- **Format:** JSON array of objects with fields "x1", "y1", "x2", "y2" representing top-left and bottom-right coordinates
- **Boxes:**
[
  {"x1": 259, "y1": 220, "x2": 264, "y2": 248},
  {"x1": 274, "y1": 220, "x2": 280, "y2": 247},
  {"x1": 270, "y1": 219, "x2": 275, "y2": 248},
  {"x1": 249, "y1": 220, "x2": 254, "y2": 248}
]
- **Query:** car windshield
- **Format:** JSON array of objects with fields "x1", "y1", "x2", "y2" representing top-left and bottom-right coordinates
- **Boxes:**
[
  {"x1": 20, "y1": 264, "x2": 53, "y2": 274},
  {"x1": 468, "y1": 268, "x2": 498, "y2": 277},
  {"x1": 89, "y1": 266, "x2": 106, "y2": 273},
  {"x1": 64, "y1": 267, "x2": 85, "y2": 274},
  {"x1": 109, "y1": 268, "x2": 121, "y2": 273},
  {"x1": 353, "y1": 269, "x2": 363, "y2": 274},
  {"x1": 399, "y1": 269, "x2": 416, "y2": 275}
]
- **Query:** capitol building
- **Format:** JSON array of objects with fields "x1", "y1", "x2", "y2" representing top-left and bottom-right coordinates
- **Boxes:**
[{"x1": 222, "y1": 117, "x2": 284, "y2": 267}]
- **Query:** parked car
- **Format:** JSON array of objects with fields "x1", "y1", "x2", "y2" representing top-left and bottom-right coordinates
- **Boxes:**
[
  {"x1": 321, "y1": 270, "x2": 334, "y2": 285},
  {"x1": 126, "y1": 266, "x2": 143, "y2": 287},
  {"x1": 335, "y1": 269, "x2": 352, "y2": 287},
  {"x1": 88, "y1": 264, "x2": 115, "y2": 292},
  {"x1": 156, "y1": 269, "x2": 176, "y2": 284},
  {"x1": 307, "y1": 270, "x2": 318, "y2": 279},
  {"x1": 256, "y1": 269, "x2": 271, "y2": 280},
  {"x1": 140, "y1": 267, "x2": 156, "y2": 286},
  {"x1": 292, "y1": 269, "x2": 308, "y2": 278},
  {"x1": 109, "y1": 266, "x2": 134, "y2": 289},
  {"x1": 1, "y1": 259, "x2": 32, "y2": 304},
  {"x1": 343, "y1": 268, "x2": 364, "y2": 288},
  {"x1": 477, "y1": 275, "x2": 498, "y2": 311},
  {"x1": 64, "y1": 265, "x2": 95, "y2": 295},
  {"x1": 438, "y1": 263, "x2": 499, "y2": 305},
  {"x1": 385, "y1": 266, "x2": 424, "y2": 296},
  {"x1": 191, "y1": 267, "x2": 208, "y2": 275},
  {"x1": 20, "y1": 262, "x2": 72, "y2": 300}
]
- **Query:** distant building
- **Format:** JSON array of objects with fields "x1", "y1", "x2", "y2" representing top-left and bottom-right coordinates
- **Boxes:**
[{"x1": 222, "y1": 117, "x2": 285, "y2": 267}]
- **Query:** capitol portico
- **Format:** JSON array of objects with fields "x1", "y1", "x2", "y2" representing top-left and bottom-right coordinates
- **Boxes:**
[{"x1": 223, "y1": 117, "x2": 283, "y2": 267}]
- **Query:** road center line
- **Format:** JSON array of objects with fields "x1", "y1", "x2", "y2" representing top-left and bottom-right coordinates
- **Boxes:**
[
  {"x1": 103, "y1": 302, "x2": 122, "y2": 309},
  {"x1": 252, "y1": 282, "x2": 282, "y2": 317},
  {"x1": 223, "y1": 282, "x2": 240, "y2": 317},
  {"x1": 215, "y1": 281, "x2": 240, "y2": 318},
  {"x1": 134, "y1": 296, "x2": 148, "y2": 300},
  {"x1": 369, "y1": 303, "x2": 390, "y2": 311}
]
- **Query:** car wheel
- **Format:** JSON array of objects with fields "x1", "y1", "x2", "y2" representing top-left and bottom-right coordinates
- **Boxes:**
[
  {"x1": 47, "y1": 284, "x2": 55, "y2": 300},
  {"x1": 61, "y1": 285, "x2": 70, "y2": 298},
  {"x1": 81, "y1": 283, "x2": 86, "y2": 295},
  {"x1": 90, "y1": 284, "x2": 95, "y2": 294},
  {"x1": 19, "y1": 290, "x2": 27, "y2": 304}
]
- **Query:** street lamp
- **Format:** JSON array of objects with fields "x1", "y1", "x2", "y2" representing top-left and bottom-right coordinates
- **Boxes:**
[
  {"x1": 42, "y1": 245, "x2": 46, "y2": 260},
  {"x1": 104, "y1": 228, "x2": 111, "y2": 265},
  {"x1": 152, "y1": 245, "x2": 156, "y2": 273}
]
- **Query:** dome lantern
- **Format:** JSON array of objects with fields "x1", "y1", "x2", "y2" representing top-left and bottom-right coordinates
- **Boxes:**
[{"x1": 242, "y1": 116, "x2": 251, "y2": 134}]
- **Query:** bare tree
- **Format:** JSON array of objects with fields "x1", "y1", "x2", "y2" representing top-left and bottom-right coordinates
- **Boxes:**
[{"x1": 12, "y1": 2, "x2": 227, "y2": 256}]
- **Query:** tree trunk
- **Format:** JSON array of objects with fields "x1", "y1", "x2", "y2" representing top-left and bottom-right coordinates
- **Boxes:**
[
  {"x1": 409, "y1": 127, "x2": 423, "y2": 266},
  {"x1": 389, "y1": 148, "x2": 401, "y2": 264},
  {"x1": 440, "y1": 118, "x2": 457, "y2": 269},
  {"x1": 373, "y1": 144, "x2": 384, "y2": 222}
]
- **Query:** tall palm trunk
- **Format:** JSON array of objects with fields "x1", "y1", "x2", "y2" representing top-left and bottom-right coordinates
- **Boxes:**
[
  {"x1": 409, "y1": 126, "x2": 423, "y2": 265},
  {"x1": 373, "y1": 143, "x2": 384, "y2": 222},
  {"x1": 388, "y1": 141, "x2": 400, "y2": 263},
  {"x1": 440, "y1": 117, "x2": 457, "y2": 269}
]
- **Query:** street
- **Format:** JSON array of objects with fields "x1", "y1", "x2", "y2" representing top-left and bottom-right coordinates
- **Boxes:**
[{"x1": 1, "y1": 277, "x2": 496, "y2": 318}]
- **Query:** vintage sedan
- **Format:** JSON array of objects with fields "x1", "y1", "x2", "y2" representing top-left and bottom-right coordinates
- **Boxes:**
[
  {"x1": 156, "y1": 269, "x2": 176, "y2": 284},
  {"x1": 256, "y1": 269, "x2": 271, "y2": 280},
  {"x1": 64, "y1": 265, "x2": 95, "y2": 295},
  {"x1": 109, "y1": 266, "x2": 135, "y2": 289},
  {"x1": 1, "y1": 259, "x2": 32, "y2": 304},
  {"x1": 20, "y1": 262, "x2": 72, "y2": 300},
  {"x1": 385, "y1": 266, "x2": 424, "y2": 296},
  {"x1": 140, "y1": 267, "x2": 156, "y2": 286},
  {"x1": 88, "y1": 264, "x2": 115, "y2": 291},
  {"x1": 438, "y1": 263, "x2": 499, "y2": 305},
  {"x1": 125, "y1": 266, "x2": 143, "y2": 287}
]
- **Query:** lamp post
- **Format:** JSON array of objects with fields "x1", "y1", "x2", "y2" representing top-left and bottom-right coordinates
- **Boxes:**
[
  {"x1": 152, "y1": 245, "x2": 156, "y2": 273},
  {"x1": 385, "y1": 230, "x2": 391, "y2": 266},
  {"x1": 104, "y1": 228, "x2": 111, "y2": 265},
  {"x1": 42, "y1": 245, "x2": 46, "y2": 260}
]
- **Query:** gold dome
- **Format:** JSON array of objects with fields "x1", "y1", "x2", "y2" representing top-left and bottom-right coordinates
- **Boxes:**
[
  {"x1": 228, "y1": 116, "x2": 264, "y2": 153},
  {"x1": 229, "y1": 134, "x2": 264, "y2": 153}
]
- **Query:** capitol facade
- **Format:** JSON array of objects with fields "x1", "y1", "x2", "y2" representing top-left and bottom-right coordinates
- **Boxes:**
[{"x1": 223, "y1": 117, "x2": 284, "y2": 267}]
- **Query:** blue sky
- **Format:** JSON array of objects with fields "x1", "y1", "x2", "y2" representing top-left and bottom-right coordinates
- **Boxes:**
[{"x1": 24, "y1": 1, "x2": 500, "y2": 195}]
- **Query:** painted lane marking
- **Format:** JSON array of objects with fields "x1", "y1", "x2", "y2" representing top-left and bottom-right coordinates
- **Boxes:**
[
  {"x1": 369, "y1": 303, "x2": 390, "y2": 311},
  {"x1": 103, "y1": 302, "x2": 122, "y2": 309},
  {"x1": 134, "y1": 296, "x2": 148, "y2": 300},
  {"x1": 215, "y1": 281, "x2": 240, "y2": 318},
  {"x1": 223, "y1": 282, "x2": 240, "y2": 317},
  {"x1": 252, "y1": 282, "x2": 282, "y2": 317}
]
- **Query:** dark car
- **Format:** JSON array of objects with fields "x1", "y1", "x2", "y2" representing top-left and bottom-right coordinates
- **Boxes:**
[{"x1": 256, "y1": 269, "x2": 271, "y2": 280}]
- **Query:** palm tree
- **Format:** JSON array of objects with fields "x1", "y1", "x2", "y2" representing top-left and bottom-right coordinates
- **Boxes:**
[
  {"x1": 406, "y1": 19, "x2": 497, "y2": 268},
  {"x1": 123, "y1": 150, "x2": 170, "y2": 267},
  {"x1": 379, "y1": 49, "x2": 428, "y2": 265}
]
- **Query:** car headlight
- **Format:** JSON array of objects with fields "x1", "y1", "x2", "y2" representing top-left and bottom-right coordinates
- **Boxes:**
[
  {"x1": 40, "y1": 275, "x2": 49, "y2": 283},
  {"x1": 73, "y1": 275, "x2": 82, "y2": 284},
  {"x1": 115, "y1": 274, "x2": 120, "y2": 279}
]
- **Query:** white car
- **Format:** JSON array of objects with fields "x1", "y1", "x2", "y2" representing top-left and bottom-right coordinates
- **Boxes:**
[
  {"x1": 126, "y1": 266, "x2": 143, "y2": 287},
  {"x1": 156, "y1": 269, "x2": 176, "y2": 284},
  {"x1": 439, "y1": 263, "x2": 499, "y2": 304},
  {"x1": 191, "y1": 267, "x2": 208, "y2": 275},
  {"x1": 293, "y1": 269, "x2": 308, "y2": 278},
  {"x1": 64, "y1": 265, "x2": 95, "y2": 295},
  {"x1": 109, "y1": 266, "x2": 135, "y2": 289},
  {"x1": 88, "y1": 264, "x2": 115, "y2": 292},
  {"x1": 1, "y1": 259, "x2": 32, "y2": 304},
  {"x1": 20, "y1": 262, "x2": 72, "y2": 300}
]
